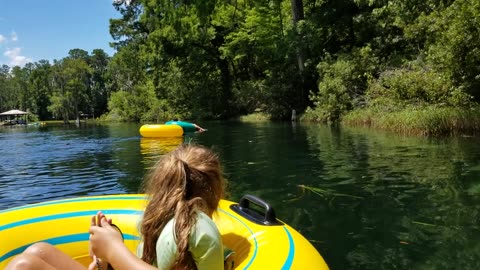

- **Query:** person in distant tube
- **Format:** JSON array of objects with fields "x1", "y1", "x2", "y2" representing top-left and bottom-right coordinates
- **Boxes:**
[{"x1": 170, "y1": 118, "x2": 206, "y2": 132}]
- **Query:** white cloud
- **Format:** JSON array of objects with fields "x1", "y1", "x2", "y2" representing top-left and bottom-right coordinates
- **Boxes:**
[
  {"x1": 113, "y1": 0, "x2": 132, "y2": 5},
  {"x1": 4, "y1": 47, "x2": 32, "y2": 67},
  {"x1": 0, "y1": 35, "x2": 6, "y2": 44},
  {"x1": 11, "y1": 32, "x2": 18, "y2": 41}
]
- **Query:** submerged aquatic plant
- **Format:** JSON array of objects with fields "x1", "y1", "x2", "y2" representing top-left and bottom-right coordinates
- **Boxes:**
[{"x1": 297, "y1": 184, "x2": 364, "y2": 200}]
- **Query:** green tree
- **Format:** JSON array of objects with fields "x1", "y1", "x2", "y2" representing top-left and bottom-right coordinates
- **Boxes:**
[
  {"x1": 49, "y1": 58, "x2": 92, "y2": 122},
  {"x1": 0, "y1": 65, "x2": 14, "y2": 112},
  {"x1": 68, "y1": 48, "x2": 90, "y2": 62},
  {"x1": 10, "y1": 65, "x2": 34, "y2": 112},
  {"x1": 414, "y1": 0, "x2": 480, "y2": 101},
  {"x1": 89, "y1": 49, "x2": 111, "y2": 118},
  {"x1": 29, "y1": 60, "x2": 53, "y2": 120}
]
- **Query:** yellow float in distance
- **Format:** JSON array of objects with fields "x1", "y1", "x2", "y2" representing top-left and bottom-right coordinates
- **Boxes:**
[{"x1": 139, "y1": 124, "x2": 183, "y2": 137}]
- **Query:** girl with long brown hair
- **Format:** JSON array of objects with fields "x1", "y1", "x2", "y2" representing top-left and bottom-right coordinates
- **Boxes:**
[{"x1": 137, "y1": 143, "x2": 225, "y2": 269}]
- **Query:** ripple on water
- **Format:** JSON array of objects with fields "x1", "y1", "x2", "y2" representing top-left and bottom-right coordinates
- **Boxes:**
[{"x1": 0, "y1": 128, "x2": 133, "y2": 209}]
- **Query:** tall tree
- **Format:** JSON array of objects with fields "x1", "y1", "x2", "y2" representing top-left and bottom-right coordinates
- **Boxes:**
[
  {"x1": 68, "y1": 48, "x2": 90, "y2": 62},
  {"x1": 290, "y1": 0, "x2": 305, "y2": 73},
  {"x1": 49, "y1": 58, "x2": 92, "y2": 122},
  {"x1": 0, "y1": 65, "x2": 13, "y2": 112},
  {"x1": 10, "y1": 65, "x2": 33, "y2": 111},
  {"x1": 29, "y1": 60, "x2": 53, "y2": 120},
  {"x1": 89, "y1": 49, "x2": 111, "y2": 118}
]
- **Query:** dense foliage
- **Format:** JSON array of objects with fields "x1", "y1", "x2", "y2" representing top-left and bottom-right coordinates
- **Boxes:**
[{"x1": 0, "y1": 0, "x2": 478, "y2": 130}]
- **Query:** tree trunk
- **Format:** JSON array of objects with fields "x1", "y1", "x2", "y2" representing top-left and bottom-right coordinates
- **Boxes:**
[
  {"x1": 290, "y1": 0, "x2": 305, "y2": 74},
  {"x1": 290, "y1": 0, "x2": 307, "y2": 110},
  {"x1": 219, "y1": 57, "x2": 233, "y2": 118}
]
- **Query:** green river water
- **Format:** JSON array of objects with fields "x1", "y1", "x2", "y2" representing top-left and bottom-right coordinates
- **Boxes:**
[{"x1": 1, "y1": 121, "x2": 480, "y2": 269}]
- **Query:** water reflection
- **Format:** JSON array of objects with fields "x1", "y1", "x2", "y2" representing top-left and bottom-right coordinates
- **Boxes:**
[
  {"x1": 140, "y1": 137, "x2": 184, "y2": 166},
  {"x1": 299, "y1": 125, "x2": 480, "y2": 269}
]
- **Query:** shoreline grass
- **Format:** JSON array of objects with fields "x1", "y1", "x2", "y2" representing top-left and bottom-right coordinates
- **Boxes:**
[
  {"x1": 238, "y1": 112, "x2": 271, "y2": 122},
  {"x1": 342, "y1": 106, "x2": 480, "y2": 136}
]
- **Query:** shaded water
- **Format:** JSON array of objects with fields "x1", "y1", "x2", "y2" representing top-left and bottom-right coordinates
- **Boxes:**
[{"x1": 1, "y1": 121, "x2": 480, "y2": 269}]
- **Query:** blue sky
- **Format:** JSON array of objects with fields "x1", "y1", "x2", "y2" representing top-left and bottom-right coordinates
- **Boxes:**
[{"x1": 0, "y1": 0, "x2": 121, "y2": 67}]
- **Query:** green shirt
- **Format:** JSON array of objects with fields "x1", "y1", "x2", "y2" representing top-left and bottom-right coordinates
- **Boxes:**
[
  {"x1": 137, "y1": 212, "x2": 224, "y2": 270},
  {"x1": 165, "y1": 121, "x2": 197, "y2": 132}
]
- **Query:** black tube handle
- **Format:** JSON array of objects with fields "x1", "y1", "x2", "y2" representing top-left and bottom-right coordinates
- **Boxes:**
[{"x1": 231, "y1": 194, "x2": 282, "y2": 226}]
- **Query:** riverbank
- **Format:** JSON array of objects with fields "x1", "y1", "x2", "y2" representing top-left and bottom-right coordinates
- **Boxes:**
[
  {"x1": 341, "y1": 106, "x2": 480, "y2": 136},
  {"x1": 286, "y1": 105, "x2": 480, "y2": 137}
]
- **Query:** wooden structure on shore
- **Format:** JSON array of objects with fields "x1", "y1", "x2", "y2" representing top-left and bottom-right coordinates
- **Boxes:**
[{"x1": 0, "y1": 109, "x2": 29, "y2": 126}]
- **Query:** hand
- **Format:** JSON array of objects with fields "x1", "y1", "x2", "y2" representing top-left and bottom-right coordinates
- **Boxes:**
[
  {"x1": 194, "y1": 124, "x2": 206, "y2": 132},
  {"x1": 89, "y1": 212, "x2": 112, "y2": 258},
  {"x1": 87, "y1": 255, "x2": 110, "y2": 270},
  {"x1": 89, "y1": 216, "x2": 124, "y2": 262},
  {"x1": 92, "y1": 211, "x2": 112, "y2": 227},
  {"x1": 88, "y1": 257, "x2": 97, "y2": 270}
]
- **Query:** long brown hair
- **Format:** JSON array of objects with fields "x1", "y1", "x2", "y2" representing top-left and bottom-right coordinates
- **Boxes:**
[{"x1": 140, "y1": 144, "x2": 225, "y2": 269}]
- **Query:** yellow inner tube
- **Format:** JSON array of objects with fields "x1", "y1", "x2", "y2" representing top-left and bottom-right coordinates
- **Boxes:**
[
  {"x1": 0, "y1": 194, "x2": 329, "y2": 269},
  {"x1": 139, "y1": 124, "x2": 184, "y2": 137}
]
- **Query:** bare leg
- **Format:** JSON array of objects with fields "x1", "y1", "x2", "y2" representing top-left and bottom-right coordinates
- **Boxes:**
[
  {"x1": 5, "y1": 242, "x2": 86, "y2": 270},
  {"x1": 5, "y1": 253, "x2": 56, "y2": 270}
]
